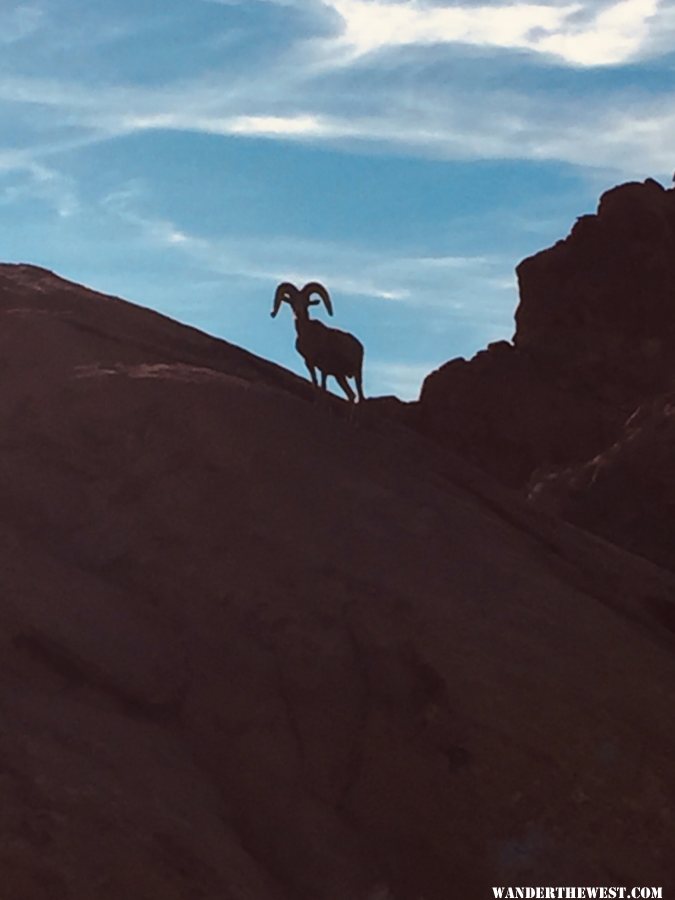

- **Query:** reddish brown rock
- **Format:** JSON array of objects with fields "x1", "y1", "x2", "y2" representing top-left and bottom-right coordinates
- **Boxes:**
[
  {"x1": 529, "y1": 393, "x2": 675, "y2": 574},
  {"x1": 419, "y1": 340, "x2": 624, "y2": 486}
]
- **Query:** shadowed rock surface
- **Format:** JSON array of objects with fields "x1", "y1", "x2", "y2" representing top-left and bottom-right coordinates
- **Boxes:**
[
  {"x1": 2, "y1": 262, "x2": 675, "y2": 898},
  {"x1": 529, "y1": 394, "x2": 675, "y2": 577},
  {"x1": 419, "y1": 179, "x2": 675, "y2": 489}
]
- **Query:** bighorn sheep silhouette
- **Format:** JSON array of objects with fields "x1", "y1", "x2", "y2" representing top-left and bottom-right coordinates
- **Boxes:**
[{"x1": 271, "y1": 281, "x2": 365, "y2": 403}]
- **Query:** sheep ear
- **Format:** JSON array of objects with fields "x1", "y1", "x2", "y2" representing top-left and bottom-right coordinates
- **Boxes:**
[{"x1": 309, "y1": 299, "x2": 321, "y2": 306}]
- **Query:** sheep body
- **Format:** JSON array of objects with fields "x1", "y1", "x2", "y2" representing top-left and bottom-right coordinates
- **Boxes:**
[{"x1": 295, "y1": 318, "x2": 364, "y2": 378}]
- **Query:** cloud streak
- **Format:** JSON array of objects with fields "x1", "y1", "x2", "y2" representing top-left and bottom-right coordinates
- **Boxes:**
[
  {"x1": 4, "y1": 62, "x2": 675, "y2": 182},
  {"x1": 99, "y1": 181, "x2": 507, "y2": 311}
]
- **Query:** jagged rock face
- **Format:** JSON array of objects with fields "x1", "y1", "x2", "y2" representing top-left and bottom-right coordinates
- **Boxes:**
[
  {"x1": 529, "y1": 394, "x2": 675, "y2": 574},
  {"x1": 516, "y1": 179, "x2": 675, "y2": 384},
  {"x1": 3, "y1": 263, "x2": 675, "y2": 897},
  {"x1": 419, "y1": 180, "x2": 675, "y2": 487},
  {"x1": 419, "y1": 341, "x2": 624, "y2": 486}
]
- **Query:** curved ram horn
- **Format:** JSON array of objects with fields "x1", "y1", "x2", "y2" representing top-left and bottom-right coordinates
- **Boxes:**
[
  {"x1": 302, "y1": 281, "x2": 333, "y2": 316},
  {"x1": 271, "y1": 281, "x2": 298, "y2": 318}
]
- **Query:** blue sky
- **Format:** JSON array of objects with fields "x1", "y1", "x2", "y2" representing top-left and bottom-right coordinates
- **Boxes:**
[{"x1": 1, "y1": 0, "x2": 673, "y2": 398}]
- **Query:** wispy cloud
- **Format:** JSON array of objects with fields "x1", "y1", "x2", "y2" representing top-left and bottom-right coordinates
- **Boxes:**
[
  {"x1": 2, "y1": 68, "x2": 673, "y2": 182},
  {"x1": 0, "y1": 0, "x2": 670, "y2": 183},
  {"x1": 0, "y1": 156, "x2": 79, "y2": 219},
  {"x1": 2, "y1": 2, "x2": 675, "y2": 188},
  {"x1": 99, "y1": 180, "x2": 507, "y2": 310},
  {"x1": 124, "y1": 93, "x2": 675, "y2": 175},
  {"x1": 317, "y1": 0, "x2": 661, "y2": 67}
]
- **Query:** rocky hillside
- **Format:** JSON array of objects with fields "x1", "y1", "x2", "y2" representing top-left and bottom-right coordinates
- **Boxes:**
[
  {"x1": 419, "y1": 178, "x2": 675, "y2": 488},
  {"x1": 1, "y1": 262, "x2": 675, "y2": 898}
]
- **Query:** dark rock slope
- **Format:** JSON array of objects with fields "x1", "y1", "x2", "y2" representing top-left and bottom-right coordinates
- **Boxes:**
[
  {"x1": 2, "y1": 262, "x2": 675, "y2": 898},
  {"x1": 419, "y1": 179, "x2": 675, "y2": 488},
  {"x1": 529, "y1": 393, "x2": 675, "y2": 576}
]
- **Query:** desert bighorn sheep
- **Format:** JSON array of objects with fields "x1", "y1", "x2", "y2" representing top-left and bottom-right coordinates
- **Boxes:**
[{"x1": 271, "y1": 281, "x2": 365, "y2": 403}]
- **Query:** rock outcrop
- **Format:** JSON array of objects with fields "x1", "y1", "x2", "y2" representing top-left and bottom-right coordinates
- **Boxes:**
[
  {"x1": 419, "y1": 179, "x2": 675, "y2": 488},
  {"x1": 2, "y1": 263, "x2": 675, "y2": 897}
]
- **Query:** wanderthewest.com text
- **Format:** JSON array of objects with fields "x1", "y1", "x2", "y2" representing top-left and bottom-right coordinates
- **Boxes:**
[{"x1": 492, "y1": 888, "x2": 663, "y2": 899}]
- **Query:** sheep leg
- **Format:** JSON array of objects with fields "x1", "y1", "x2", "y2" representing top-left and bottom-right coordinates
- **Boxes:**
[
  {"x1": 354, "y1": 371, "x2": 365, "y2": 403},
  {"x1": 319, "y1": 370, "x2": 335, "y2": 416},
  {"x1": 305, "y1": 362, "x2": 319, "y2": 387},
  {"x1": 305, "y1": 362, "x2": 320, "y2": 393},
  {"x1": 335, "y1": 374, "x2": 356, "y2": 403}
]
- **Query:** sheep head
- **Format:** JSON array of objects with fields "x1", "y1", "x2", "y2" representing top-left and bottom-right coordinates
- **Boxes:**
[{"x1": 271, "y1": 281, "x2": 333, "y2": 320}]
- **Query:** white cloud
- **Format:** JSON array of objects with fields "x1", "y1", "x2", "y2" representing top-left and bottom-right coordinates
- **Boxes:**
[
  {"x1": 536, "y1": 0, "x2": 659, "y2": 65},
  {"x1": 328, "y1": 0, "x2": 575, "y2": 57},
  {"x1": 321, "y1": 0, "x2": 660, "y2": 67},
  {"x1": 123, "y1": 112, "x2": 342, "y2": 139},
  {"x1": 227, "y1": 114, "x2": 335, "y2": 136}
]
